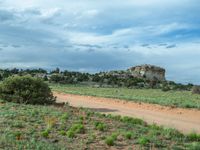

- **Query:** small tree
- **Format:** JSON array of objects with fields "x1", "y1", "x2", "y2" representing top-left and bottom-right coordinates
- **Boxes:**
[
  {"x1": 43, "y1": 75, "x2": 48, "y2": 81},
  {"x1": 192, "y1": 86, "x2": 200, "y2": 94},
  {"x1": 0, "y1": 74, "x2": 3, "y2": 81},
  {"x1": 0, "y1": 75, "x2": 56, "y2": 105},
  {"x1": 149, "y1": 77, "x2": 158, "y2": 88},
  {"x1": 49, "y1": 74, "x2": 64, "y2": 83},
  {"x1": 51, "y1": 68, "x2": 60, "y2": 74},
  {"x1": 162, "y1": 86, "x2": 170, "y2": 92}
]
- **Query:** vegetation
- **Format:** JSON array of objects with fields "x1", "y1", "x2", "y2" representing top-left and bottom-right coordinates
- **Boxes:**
[
  {"x1": 94, "y1": 122, "x2": 107, "y2": 131},
  {"x1": 0, "y1": 68, "x2": 47, "y2": 80},
  {"x1": 51, "y1": 84, "x2": 200, "y2": 109},
  {"x1": 192, "y1": 86, "x2": 200, "y2": 94},
  {"x1": 0, "y1": 68, "x2": 194, "y2": 90},
  {"x1": 123, "y1": 131, "x2": 133, "y2": 139},
  {"x1": 0, "y1": 76, "x2": 56, "y2": 105},
  {"x1": 1, "y1": 100, "x2": 200, "y2": 149},
  {"x1": 105, "y1": 136, "x2": 115, "y2": 146}
]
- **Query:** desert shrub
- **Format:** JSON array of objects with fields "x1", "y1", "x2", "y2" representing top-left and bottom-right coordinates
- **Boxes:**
[
  {"x1": 123, "y1": 131, "x2": 133, "y2": 139},
  {"x1": 59, "y1": 130, "x2": 66, "y2": 136},
  {"x1": 149, "y1": 78, "x2": 158, "y2": 88},
  {"x1": 0, "y1": 75, "x2": 56, "y2": 105},
  {"x1": 111, "y1": 115, "x2": 121, "y2": 121},
  {"x1": 186, "y1": 142, "x2": 200, "y2": 150},
  {"x1": 111, "y1": 132, "x2": 119, "y2": 140},
  {"x1": 105, "y1": 136, "x2": 115, "y2": 146},
  {"x1": 70, "y1": 124, "x2": 85, "y2": 134},
  {"x1": 162, "y1": 128, "x2": 183, "y2": 140},
  {"x1": 192, "y1": 86, "x2": 200, "y2": 94},
  {"x1": 94, "y1": 122, "x2": 106, "y2": 131},
  {"x1": 11, "y1": 121, "x2": 24, "y2": 128},
  {"x1": 44, "y1": 117, "x2": 57, "y2": 129},
  {"x1": 66, "y1": 123, "x2": 85, "y2": 138},
  {"x1": 162, "y1": 86, "x2": 170, "y2": 92},
  {"x1": 49, "y1": 74, "x2": 64, "y2": 83},
  {"x1": 121, "y1": 116, "x2": 144, "y2": 125},
  {"x1": 41, "y1": 130, "x2": 50, "y2": 138},
  {"x1": 60, "y1": 113, "x2": 69, "y2": 121},
  {"x1": 187, "y1": 133, "x2": 200, "y2": 141},
  {"x1": 138, "y1": 136, "x2": 149, "y2": 146},
  {"x1": 66, "y1": 130, "x2": 75, "y2": 138}
]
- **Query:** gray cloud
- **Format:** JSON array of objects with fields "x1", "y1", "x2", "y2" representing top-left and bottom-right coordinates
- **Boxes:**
[
  {"x1": 158, "y1": 43, "x2": 168, "y2": 46},
  {"x1": 141, "y1": 44, "x2": 149, "y2": 47},
  {"x1": 76, "y1": 44, "x2": 102, "y2": 49},
  {"x1": 166, "y1": 44, "x2": 177, "y2": 49},
  {"x1": 0, "y1": 9, "x2": 15, "y2": 22},
  {"x1": 12, "y1": 44, "x2": 21, "y2": 48}
]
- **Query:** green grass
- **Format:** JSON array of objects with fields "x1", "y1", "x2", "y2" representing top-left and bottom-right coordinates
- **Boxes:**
[
  {"x1": 51, "y1": 84, "x2": 200, "y2": 109},
  {"x1": 1, "y1": 100, "x2": 200, "y2": 149}
]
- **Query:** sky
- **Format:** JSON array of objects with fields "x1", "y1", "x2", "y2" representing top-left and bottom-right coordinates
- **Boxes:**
[{"x1": 0, "y1": 0, "x2": 200, "y2": 84}]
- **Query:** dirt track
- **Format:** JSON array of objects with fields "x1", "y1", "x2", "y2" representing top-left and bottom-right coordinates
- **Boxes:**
[{"x1": 54, "y1": 92, "x2": 200, "y2": 134}]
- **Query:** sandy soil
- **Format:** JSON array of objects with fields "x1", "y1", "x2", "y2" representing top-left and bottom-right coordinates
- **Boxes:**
[{"x1": 54, "y1": 92, "x2": 200, "y2": 134}]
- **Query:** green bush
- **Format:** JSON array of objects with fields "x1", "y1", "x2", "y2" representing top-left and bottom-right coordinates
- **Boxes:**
[
  {"x1": 60, "y1": 113, "x2": 69, "y2": 121},
  {"x1": 186, "y1": 142, "x2": 200, "y2": 150},
  {"x1": 59, "y1": 130, "x2": 66, "y2": 136},
  {"x1": 187, "y1": 133, "x2": 200, "y2": 141},
  {"x1": 0, "y1": 75, "x2": 56, "y2": 105},
  {"x1": 111, "y1": 132, "x2": 119, "y2": 140},
  {"x1": 94, "y1": 122, "x2": 106, "y2": 131},
  {"x1": 105, "y1": 136, "x2": 115, "y2": 146},
  {"x1": 70, "y1": 123, "x2": 85, "y2": 134},
  {"x1": 138, "y1": 136, "x2": 149, "y2": 146},
  {"x1": 41, "y1": 130, "x2": 50, "y2": 138},
  {"x1": 66, "y1": 124, "x2": 85, "y2": 138},
  {"x1": 121, "y1": 116, "x2": 144, "y2": 125},
  {"x1": 66, "y1": 130, "x2": 75, "y2": 138},
  {"x1": 162, "y1": 86, "x2": 170, "y2": 92},
  {"x1": 123, "y1": 131, "x2": 133, "y2": 139}
]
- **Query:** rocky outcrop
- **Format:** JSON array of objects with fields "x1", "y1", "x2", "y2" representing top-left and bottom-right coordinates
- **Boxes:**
[
  {"x1": 98, "y1": 64, "x2": 166, "y2": 82},
  {"x1": 128, "y1": 64, "x2": 166, "y2": 81}
]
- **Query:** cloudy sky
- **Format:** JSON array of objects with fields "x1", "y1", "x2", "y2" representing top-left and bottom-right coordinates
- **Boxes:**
[{"x1": 0, "y1": 0, "x2": 200, "y2": 84}]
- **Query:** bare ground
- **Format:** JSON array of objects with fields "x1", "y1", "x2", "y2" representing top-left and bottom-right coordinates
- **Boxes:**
[{"x1": 54, "y1": 92, "x2": 200, "y2": 134}]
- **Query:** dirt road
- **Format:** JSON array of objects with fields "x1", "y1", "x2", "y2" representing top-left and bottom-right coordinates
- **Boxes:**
[{"x1": 54, "y1": 92, "x2": 200, "y2": 134}]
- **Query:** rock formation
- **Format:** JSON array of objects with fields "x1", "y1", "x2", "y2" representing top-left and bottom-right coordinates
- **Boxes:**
[{"x1": 128, "y1": 64, "x2": 166, "y2": 81}]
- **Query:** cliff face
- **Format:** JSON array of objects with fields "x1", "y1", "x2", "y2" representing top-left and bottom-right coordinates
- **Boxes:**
[{"x1": 128, "y1": 64, "x2": 166, "y2": 81}]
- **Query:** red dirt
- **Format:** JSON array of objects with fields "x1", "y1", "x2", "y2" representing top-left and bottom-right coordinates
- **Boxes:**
[{"x1": 54, "y1": 92, "x2": 200, "y2": 134}]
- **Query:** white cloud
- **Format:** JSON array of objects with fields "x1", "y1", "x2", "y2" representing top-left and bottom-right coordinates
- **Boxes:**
[
  {"x1": 81, "y1": 9, "x2": 99, "y2": 18},
  {"x1": 40, "y1": 8, "x2": 61, "y2": 18}
]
